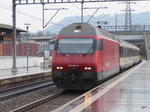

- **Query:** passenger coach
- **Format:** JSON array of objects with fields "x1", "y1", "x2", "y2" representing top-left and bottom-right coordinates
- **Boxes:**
[{"x1": 119, "y1": 40, "x2": 141, "y2": 70}]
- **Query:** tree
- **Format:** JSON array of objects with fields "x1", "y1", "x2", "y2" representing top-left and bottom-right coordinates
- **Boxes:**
[{"x1": 36, "y1": 31, "x2": 44, "y2": 36}]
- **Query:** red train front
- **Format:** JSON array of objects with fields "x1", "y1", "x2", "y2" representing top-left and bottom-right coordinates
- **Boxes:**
[{"x1": 52, "y1": 23, "x2": 120, "y2": 90}]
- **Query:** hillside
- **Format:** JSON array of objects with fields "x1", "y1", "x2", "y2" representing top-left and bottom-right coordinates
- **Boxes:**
[{"x1": 43, "y1": 12, "x2": 150, "y2": 34}]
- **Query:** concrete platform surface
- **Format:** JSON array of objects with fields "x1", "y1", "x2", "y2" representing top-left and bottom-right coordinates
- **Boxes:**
[{"x1": 0, "y1": 67, "x2": 51, "y2": 80}]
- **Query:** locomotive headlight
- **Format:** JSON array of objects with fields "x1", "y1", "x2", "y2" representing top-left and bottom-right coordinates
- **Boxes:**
[
  {"x1": 87, "y1": 67, "x2": 92, "y2": 70},
  {"x1": 60, "y1": 67, "x2": 63, "y2": 69},
  {"x1": 84, "y1": 67, "x2": 88, "y2": 70},
  {"x1": 56, "y1": 67, "x2": 63, "y2": 69},
  {"x1": 84, "y1": 67, "x2": 92, "y2": 70},
  {"x1": 56, "y1": 67, "x2": 60, "y2": 69}
]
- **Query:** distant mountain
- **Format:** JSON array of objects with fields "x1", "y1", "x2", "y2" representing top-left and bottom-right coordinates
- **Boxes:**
[{"x1": 43, "y1": 12, "x2": 150, "y2": 34}]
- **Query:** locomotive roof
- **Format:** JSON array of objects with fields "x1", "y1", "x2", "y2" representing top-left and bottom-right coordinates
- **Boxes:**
[
  {"x1": 58, "y1": 23, "x2": 118, "y2": 42},
  {"x1": 58, "y1": 23, "x2": 98, "y2": 36},
  {"x1": 119, "y1": 39, "x2": 140, "y2": 50}
]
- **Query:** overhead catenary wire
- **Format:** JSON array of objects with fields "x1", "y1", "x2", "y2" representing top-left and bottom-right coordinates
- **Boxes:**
[{"x1": 98, "y1": 2, "x2": 123, "y2": 26}]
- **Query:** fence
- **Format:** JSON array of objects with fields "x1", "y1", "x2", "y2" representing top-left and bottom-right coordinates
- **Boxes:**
[{"x1": 0, "y1": 42, "x2": 40, "y2": 57}]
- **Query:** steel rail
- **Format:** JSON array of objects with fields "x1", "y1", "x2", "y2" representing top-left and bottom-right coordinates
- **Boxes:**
[
  {"x1": 0, "y1": 80, "x2": 54, "y2": 101},
  {"x1": 11, "y1": 90, "x2": 64, "y2": 112}
]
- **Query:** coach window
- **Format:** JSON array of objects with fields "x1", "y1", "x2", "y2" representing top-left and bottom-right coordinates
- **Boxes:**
[
  {"x1": 129, "y1": 48, "x2": 131, "y2": 57},
  {"x1": 123, "y1": 47, "x2": 125, "y2": 57},
  {"x1": 120, "y1": 47, "x2": 123, "y2": 57},
  {"x1": 134, "y1": 49, "x2": 135, "y2": 56},
  {"x1": 124, "y1": 47, "x2": 128, "y2": 57}
]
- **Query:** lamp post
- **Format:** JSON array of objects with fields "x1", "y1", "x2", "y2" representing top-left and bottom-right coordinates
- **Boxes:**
[{"x1": 24, "y1": 23, "x2": 31, "y2": 71}]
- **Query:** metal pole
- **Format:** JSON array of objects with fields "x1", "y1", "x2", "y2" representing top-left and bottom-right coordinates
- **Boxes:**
[
  {"x1": 12, "y1": 0, "x2": 17, "y2": 71},
  {"x1": 87, "y1": 8, "x2": 99, "y2": 23},
  {"x1": 43, "y1": 8, "x2": 67, "y2": 28},
  {"x1": 81, "y1": 1, "x2": 84, "y2": 23},
  {"x1": 42, "y1": 3, "x2": 45, "y2": 28},
  {"x1": 44, "y1": 9, "x2": 60, "y2": 28},
  {"x1": 25, "y1": 23, "x2": 30, "y2": 71},
  {"x1": 144, "y1": 32, "x2": 148, "y2": 60},
  {"x1": 27, "y1": 26, "x2": 29, "y2": 71},
  {"x1": 115, "y1": 13, "x2": 118, "y2": 31}
]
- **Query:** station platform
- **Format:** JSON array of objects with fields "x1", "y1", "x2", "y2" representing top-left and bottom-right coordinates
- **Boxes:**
[
  {"x1": 53, "y1": 60, "x2": 149, "y2": 112},
  {"x1": 0, "y1": 67, "x2": 51, "y2": 90},
  {"x1": 0, "y1": 67, "x2": 51, "y2": 80}
]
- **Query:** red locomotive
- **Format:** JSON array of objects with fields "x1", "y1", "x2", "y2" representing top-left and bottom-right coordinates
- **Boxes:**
[{"x1": 52, "y1": 23, "x2": 140, "y2": 90}]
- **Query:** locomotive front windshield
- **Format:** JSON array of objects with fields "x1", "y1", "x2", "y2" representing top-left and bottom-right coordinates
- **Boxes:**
[{"x1": 57, "y1": 38, "x2": 94, "y2": 54}]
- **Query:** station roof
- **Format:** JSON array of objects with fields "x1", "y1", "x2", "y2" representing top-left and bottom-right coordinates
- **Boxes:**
[
  {"x1": 0, "y1": 23, "x2": 26, "y2": 32},
  {"x1": 27, "y1": 36, "x2": 55, "y2": 43},
  {"x1": 29, "y1": 36, "x2": 54, "y2": 40}
]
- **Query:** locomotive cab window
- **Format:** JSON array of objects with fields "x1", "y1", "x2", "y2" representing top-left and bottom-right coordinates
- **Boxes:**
[{"x1": 56, "y1": 38, "x2": 94, "y2": 54}]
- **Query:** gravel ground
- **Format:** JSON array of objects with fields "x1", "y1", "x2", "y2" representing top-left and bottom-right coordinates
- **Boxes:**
[
  {"x1": 0, "y1": 86, "x2": 61, "y2": 112},
  {"x1": 28, "y1": 90, "x2": 84, "y2": 112}
]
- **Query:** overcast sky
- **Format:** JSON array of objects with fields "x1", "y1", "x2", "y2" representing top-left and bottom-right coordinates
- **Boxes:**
[{"x1": 0, "y1": 0, "x2": 150, "y2": 32}]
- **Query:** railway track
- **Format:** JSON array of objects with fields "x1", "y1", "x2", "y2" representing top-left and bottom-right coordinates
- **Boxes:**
[
  {"x1": 0, "y1": 80, "x2": 54, "y2": 101},
  {"x1": 10, "y1": 90, "x2": 84, "y2": 112},
  {"x1": 11, "y1": 90, "x2": 64, "y2": 112}
]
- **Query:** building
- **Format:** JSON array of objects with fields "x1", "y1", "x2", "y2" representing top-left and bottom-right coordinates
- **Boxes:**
[{"x1": 0, "y1": 23, "x2": 25, "y2": 42}]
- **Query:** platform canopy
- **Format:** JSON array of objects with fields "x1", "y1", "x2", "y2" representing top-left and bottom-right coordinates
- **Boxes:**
[{"x1": 0, "y1": 23, "x2": 26, "y2": 32}]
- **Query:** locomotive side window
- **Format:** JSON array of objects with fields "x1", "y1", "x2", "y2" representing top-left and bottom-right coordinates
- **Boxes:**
[
  {"x1": 56, "y1": 38, "x2": 94, "y2": 54},
  {"x1": 54, "y1": 40, "x2": 58, "y2": 50},
  {"x1": 94, "y1": 39, "x2": 102, "y2": 50}
]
